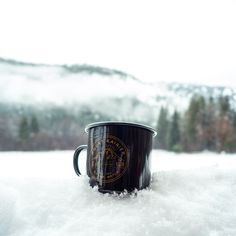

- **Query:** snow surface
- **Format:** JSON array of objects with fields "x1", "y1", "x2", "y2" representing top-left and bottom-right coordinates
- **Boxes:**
[{"x1": 0, "y1": 150, "x2": 236, "y2": 236}]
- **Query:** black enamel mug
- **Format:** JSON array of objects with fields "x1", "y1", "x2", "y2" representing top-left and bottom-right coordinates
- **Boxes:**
[{"x1": 73, "y1": 121, "x2": 157, "y2": 193}]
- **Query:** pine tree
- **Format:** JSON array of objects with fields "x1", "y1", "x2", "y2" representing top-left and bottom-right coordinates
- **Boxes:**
[
  {"x1": 185, "y1": 96, "x2": 199, "y2": 151},
  {"x1": 231, "y1": 112, "x2": 236, "y2": 152},
  {"x1": 168, "y1": 110, "x2": 181, "y2": 152},
  {"x1": 19, "y1": 116, "x2": 29, "y2": 140},
  {"x1": 197, "y1": 96, "x2": 207, "y2": 150},
  {"x1": 185, "y1": 95, "x2": 206, "y2": 151},
  {"x1": 217, "y1": 96, "x2": 234, "y2": 152},
  {"x1": 156, "y1": 107, "x2": 169, "y2": 149},
  {"x1": 30, "y1": 115, "x2": 39, "y2": 134},
  {"x1": 219, "y1": 96, "x2": 230, "y2": 115},
  {"x1": 205, "y1": 96, "x2": 217, "y2": 151}
]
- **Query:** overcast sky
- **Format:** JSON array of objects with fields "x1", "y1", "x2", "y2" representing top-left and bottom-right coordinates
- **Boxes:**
[{"x1": 0, "y1": 0, "x2": 236, "y2": 86}]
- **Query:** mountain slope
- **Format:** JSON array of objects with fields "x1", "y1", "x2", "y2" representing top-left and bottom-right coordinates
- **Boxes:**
[
  {"x1": 1, "y1": 58, "x2": 236, "y2": 151},
  {"x1": 0, "y1": 57, "x2": 236, "y2": 123}
]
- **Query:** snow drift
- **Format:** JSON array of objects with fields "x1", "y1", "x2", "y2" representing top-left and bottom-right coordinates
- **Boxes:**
[{"x1": 0, "y1": 150, "x2": 236, "y2": 236}]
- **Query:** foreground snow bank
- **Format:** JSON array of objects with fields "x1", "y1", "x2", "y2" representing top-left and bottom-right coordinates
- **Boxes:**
[{"x1": 0, "y1": 150, "x2": 236, "y2": 236}]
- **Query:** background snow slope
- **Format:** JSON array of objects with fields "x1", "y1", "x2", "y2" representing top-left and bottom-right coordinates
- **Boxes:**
[{"x1": 0, "y1": 151, "x2": 236, "y2": 236}]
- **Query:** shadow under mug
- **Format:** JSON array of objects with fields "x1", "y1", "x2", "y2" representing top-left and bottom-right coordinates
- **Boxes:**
[{"x1": 73, "y1": 121, "x2": 157, "y2": 193}]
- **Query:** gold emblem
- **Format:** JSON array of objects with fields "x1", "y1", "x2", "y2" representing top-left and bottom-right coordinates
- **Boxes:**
[{"x1": 89, "y1": 135, "x2": 129, "y2": 183}]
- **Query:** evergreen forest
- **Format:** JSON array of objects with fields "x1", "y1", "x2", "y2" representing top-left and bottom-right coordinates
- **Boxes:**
[{"x1": 0, "y1": 94, "x2": 235, "y2": 152}]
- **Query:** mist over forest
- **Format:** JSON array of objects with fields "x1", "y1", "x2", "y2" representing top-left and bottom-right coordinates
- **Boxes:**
[{"x1": 1, "y1": 58, "x2": 236, "y2": 152}]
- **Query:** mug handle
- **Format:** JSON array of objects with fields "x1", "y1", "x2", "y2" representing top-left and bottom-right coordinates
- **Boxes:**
[{"x1": 73, "y1": 145, "x2": 87, "y2": 176}]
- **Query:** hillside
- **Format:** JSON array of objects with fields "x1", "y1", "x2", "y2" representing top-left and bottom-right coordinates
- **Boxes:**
[
  {"x1": 1, "y1": 57, "x2": 236, "y2": 118},
  {"x1": 0, "y1": 58, "x2": 236, "y2": 151}
]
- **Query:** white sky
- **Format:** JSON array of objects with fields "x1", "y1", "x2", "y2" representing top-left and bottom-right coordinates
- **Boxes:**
[{"x1": 0, "y1": 0, "x2": 236, "y2": 85}]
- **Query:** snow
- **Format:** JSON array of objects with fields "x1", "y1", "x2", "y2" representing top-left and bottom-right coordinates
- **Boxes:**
[
  {"x1": 0, "y1": 63, "x2": 157, "y2": 106},
  {"x1": 0, "y1": 150, "x2": 236, "y2": 236}
]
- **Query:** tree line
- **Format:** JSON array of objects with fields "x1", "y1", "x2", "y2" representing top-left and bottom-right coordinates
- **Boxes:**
[
  {"x1": 0, "y1": 103, "x2": 124, "y2": 151},
  {"x1": 0, "y1": 105, "x2": 93, "y2": 151},
  {"x1": 11, "y1": 114, "x2": 88, "y2": 151},
  {"x1": 155, "y1": 95, "x2": 236, "y2": 152},
  {"x1": 1, "y1": 95, "x2": 236, "y2": 152}
]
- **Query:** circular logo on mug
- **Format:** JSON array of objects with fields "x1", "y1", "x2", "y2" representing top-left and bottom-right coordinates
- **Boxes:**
[{"x1": 90, "y1": 135, "x2": 129, "y2": 183}]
